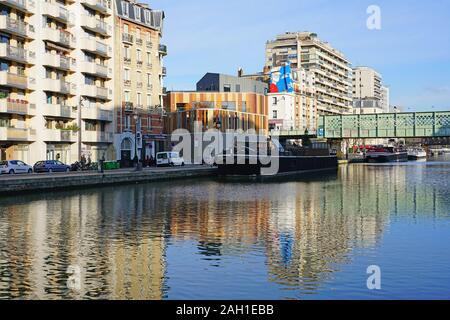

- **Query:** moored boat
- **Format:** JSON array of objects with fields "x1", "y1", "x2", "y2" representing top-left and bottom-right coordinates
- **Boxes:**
[
  {"x1": 365, "y1": 146, "x2": 408, "y2": 163},
  {"x1": 407, "y1": 147, "x2": 427, "y2": 160}
]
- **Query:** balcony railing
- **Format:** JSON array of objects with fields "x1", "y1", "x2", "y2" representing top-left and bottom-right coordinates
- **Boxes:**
[
  {"x1": 1, "y1": 16, "x2": 33, "y2": 37},
  {"x1": 146, "y1": 40, "x2": 152, "y2": 49},
  {"x1": 96, "y1": 41, "x2": 108, "y2": 55},
  {"x1": 136, "y1": 38, "x2": 142, "y2": 46},
  {"x1": 0, "y1": 98, "x2": 34, "y2": 115},
  {"x1": 122, "y1": 33, "x2": 133, "y2": 43},
  {"x1": 162, "y1": 67, "x2": 166, "y2": 75},
  {"x1": 123, "y1": 102, "x2": 133, "y2": 112},
  {"x1": 81, "y1": 0, "x2": 111, "y2": 13},
  {"x1": 158, "y1": 44, "x2": 167, "y2": 55}
]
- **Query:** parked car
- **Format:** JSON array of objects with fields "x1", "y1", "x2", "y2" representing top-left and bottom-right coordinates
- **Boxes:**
[
  {"x1": 33, "y1": 160, "x2": 71, "y2": 173},
  {"x1": 156, "y1": 152, "x2": 185, "y2": 167},
  {"x1": 0, "y1": 160, "x2": 33, "y2": 174}
]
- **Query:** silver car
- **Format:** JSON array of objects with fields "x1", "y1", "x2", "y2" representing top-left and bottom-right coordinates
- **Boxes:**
[{"x1": 0, "y1": 160, "x2": 33, "y2": 174}]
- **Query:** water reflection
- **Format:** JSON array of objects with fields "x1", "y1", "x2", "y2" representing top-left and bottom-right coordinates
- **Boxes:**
[{"x1": 0, "y1": 159, "x2": 449, "y2": 299}]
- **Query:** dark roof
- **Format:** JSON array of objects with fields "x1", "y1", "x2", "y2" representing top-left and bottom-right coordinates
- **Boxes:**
[{"x1": 114, "y1": 0, "x2": 164, "y2": 31}]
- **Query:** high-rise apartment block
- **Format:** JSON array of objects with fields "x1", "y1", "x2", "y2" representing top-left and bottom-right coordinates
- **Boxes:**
[
  {"x1": 352, "y1": 66, "x2": 389, "y2": 114},
  {"x1": 0, "y1": 0, "x2": 165, "y2": 165},
  {"x1": 266, "y1": 32, "x2": 353, "y2": 115}
]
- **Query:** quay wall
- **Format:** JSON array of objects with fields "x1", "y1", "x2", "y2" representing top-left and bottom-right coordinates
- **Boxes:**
[{"x1": 0, "y1": 168, "x2": 217, "y2": 194}]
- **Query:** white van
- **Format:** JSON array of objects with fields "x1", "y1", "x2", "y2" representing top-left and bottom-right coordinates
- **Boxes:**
[{"x1": 156, "y1": 152, "x2": 185, "y2": 167}]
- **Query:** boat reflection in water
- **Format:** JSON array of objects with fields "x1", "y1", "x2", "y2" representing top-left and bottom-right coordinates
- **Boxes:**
[{"x1": 0, "y1": 159, "x2": 449, "y2": 299}]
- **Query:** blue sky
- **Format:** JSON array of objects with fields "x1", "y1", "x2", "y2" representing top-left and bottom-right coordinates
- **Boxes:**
[{"x1": 148, "y1": 0, "x2": 450, "y2": 111}]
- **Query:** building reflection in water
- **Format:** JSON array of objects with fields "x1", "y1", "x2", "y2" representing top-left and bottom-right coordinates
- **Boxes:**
[{"x1": 0, "y1": 162, "x2": 448, "y2": 299}]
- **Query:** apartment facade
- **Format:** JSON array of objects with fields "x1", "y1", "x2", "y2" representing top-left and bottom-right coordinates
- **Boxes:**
[
  {"x1": 0, "y1": 0, "x2": 115, "y2": 164},
  {"x1": 380, "y1": 85, "x2": 390, "y2": 112},
  {"x1": 266, "y1": 32, "x2": 353, "y2": 115},
  {"x1": 352, "y1": 66, "x2": 390, "y2": 114},
  {"x1": 113, "y1": 0, "x2": 165, "y2": 166},
  {"x1": 268, "y1": 67, "x2": 316, "y2": 133}
]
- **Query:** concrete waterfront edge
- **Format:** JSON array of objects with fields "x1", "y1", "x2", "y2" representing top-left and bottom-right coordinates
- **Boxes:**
[{"x1": 0, "y1": 168, "x2": 217, "y2": 195}]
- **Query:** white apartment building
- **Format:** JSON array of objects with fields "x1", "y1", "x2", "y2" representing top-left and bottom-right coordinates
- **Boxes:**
[
  {"x1": 0, "y1": 0, "x2": 115, "y2": 164},
  {"x1": 352, "y1": 66, "x2": 391, "y2": 115},
  {"x1": 381, "y1": 85, "x2": 390, "y2": 112},
  {"x1": 353, "y1": 66, "x2": 382, "y2": 100},
  {"x1": 266, "y1": 32, "x2": 353, "y2": 115},
  {"x1": 268, "y1": 67, "x2": 316, "y2": 133}
]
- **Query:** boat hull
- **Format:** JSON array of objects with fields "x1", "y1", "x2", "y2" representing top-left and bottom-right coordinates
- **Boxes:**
[
  {"x1": 365, "y1": 152, "x2": 408, "y2": 163},
  {"x1": 408, "y1": 154, "x2": 427, "y2": 160},
  {"x1": 217, "y1": 155, "x2": 338, "y2": 177}
]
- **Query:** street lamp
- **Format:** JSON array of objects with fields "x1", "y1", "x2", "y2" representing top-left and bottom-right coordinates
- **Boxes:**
[{"x1": 133, "y1": 113, "x2": 142, "y2": 171}]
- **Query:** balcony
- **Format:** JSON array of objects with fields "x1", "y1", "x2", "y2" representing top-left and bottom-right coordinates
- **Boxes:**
[
  {"x1": 81, "y1": 85, "x2": 110, "y2": 100},
  {"x1": 42, "y1": 53, "x2": 74, "y2": 71},
  {"x1": 42, "y1": 104, "x2": 76, "y2": 118},
  {"x1": 146, "y1": 40, "x2": 152, "y2": 49},
  {"x1": 122, "y1": 33, "x2": 133, "y2": 44},
  {"x1": 0, "y1": 98, "x2": 35, "y2": 116},
  {"x1": 82, "y1": 130, "x2": 113, "y2": 143},
  {"x1": 43, "y1": 129, "x2": 77, "y2": 143},
  {"x1": 81, "y1": 15, "x2": 111, "y2": 36},
  {"x1": 123, "y1": 102, "x2": 133, "y2": 112},
  {"x1": 162, "y1": 67, "x2": 166, "y2": 76},
  {"x1": 42, "y1": 1, "x2": 71, "y2": 24},
  {"x1": 0, "y1": 71, "x2": 35, "y2": 90},
  {"x1": 42, "y1": 28, "x2": 76, "y2": 48},
  {"x1": 136, "y1": 38, "x2": 143, "y2": 46},
  {"x1": 42, "y1": 79, "x2": 76, "y2": 95},
  {"x1": 81, "y1": 107, "x2": 113, "y2": 122},
  {"x1": 80, "y1": 0, "x2": 111, "y2": 15},
  {"x1": 0, "y1": 127, "x2": 34, "y2": 141},
  {"x1": 80, "y1": 37, "x2": 110, "y2": 57},
  {"x1": 80, "y1": 61, "x2": 110, "y2": 78},
  {"x1": 0, "y1": 0, "x2": 35, "y2": 14},
  {"x1": 0, "y1": 16, "x2": 34, "y2": 38},
  {"x1": 158, "y1": 44, "x2": 167, "y2": 56},
  {"x1": 0, "y1": 43, "x2": 35, "y2": 64}
]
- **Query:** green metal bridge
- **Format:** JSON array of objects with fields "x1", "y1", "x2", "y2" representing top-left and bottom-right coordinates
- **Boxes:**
[{"x1": 316, "y1": 111, "x2": 450, "y2": 139}]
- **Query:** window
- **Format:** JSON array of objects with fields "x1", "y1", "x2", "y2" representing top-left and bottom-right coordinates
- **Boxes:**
[
  {"x1": 148, "y1": 116, "x2": 152, "y2": 129},
  {"x1": 136, "y1": 49, "x2": 142, "y2": 62},
  {"x1": 124, "y1": 68, "x2": 130, "y2": 81},
  {"x1": 146, "y1": 52, "x2": 151, "y2": 64},
  {"x1": 85, "y1": 75, "x2": 95, "y2": 85},
  {"x1": 124, "y1": 91, "x2": 131, "y2": 102},
  {"x1": 236, "y1": 84, "x2": 241, "y2": 92},
  {"x1": 137, "y1": 92, "x2": 142, "y2": 106},
  {"x1": 135, "y1": 7, "x2": 141, "y2": 20},
  {"x1": 144, "y1": 10, "x2": 151, "y2": 23},
  {"x1": 223, "y1": 84, "x2": 231, "y2": 92},
  {"x1": 273, "y1": 110, "x2": 278, "y2": 119},
  {"x1": 147, "y1": 94, "x2": 151, "y2": 107},
  {"x1": 147, "y1": 73, "x2": 151, "y2": 86},
  {"x1": 121, "y1": 1, "x2": 129, "y2": 16},
  {"x1": 273, "y1": 97, "x2": 278, "y2": 105},
  {"x1": 123, "y1": 46, "x2": 130, "y2": 59}
]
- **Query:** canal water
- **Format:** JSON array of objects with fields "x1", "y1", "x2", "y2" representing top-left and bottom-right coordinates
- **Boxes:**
[{"x1": 1, "y1": 156, "x2": 450, "y2": 300}]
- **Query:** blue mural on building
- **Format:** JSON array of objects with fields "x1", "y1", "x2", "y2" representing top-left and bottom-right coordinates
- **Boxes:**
[{"x1": 269, "y1": 63, "x2": 294, "y2": 93}]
